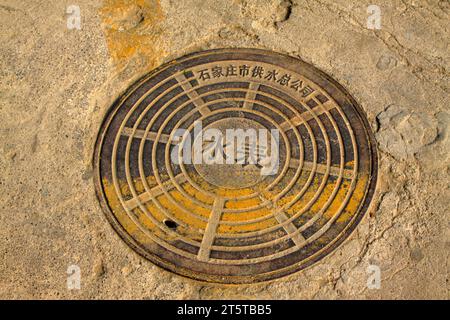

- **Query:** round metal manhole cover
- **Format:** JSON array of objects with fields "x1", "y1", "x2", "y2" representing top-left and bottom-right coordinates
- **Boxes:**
[{"x1": 93, "y1": 48, "x2": 378, "y2": 283}]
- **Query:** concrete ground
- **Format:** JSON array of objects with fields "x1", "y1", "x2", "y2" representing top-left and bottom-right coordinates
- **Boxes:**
[{"x1": 0, "y1": 0, "x2": 448, "y2": 299}]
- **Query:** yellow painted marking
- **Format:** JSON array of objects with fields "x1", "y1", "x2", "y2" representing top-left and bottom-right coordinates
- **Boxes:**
[
  {"x1": 125, "y1": 174, "x2": 188, "y2": 210},
  {"x1": 319, "y1": 174, "x2": 369, "y2": 223},
  {"x1": 258, "y1": 193, "x2": 306, "y2": 245}
]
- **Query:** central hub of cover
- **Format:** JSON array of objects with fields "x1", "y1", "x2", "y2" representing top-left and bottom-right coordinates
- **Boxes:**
[{"x1": 193, "y1": 118, "x2": 280, "y2": 189}]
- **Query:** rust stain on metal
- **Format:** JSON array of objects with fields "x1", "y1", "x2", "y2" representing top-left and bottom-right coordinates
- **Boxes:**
[{"x1": 93, "y1": 48, "x2": 378, "y2": 283}]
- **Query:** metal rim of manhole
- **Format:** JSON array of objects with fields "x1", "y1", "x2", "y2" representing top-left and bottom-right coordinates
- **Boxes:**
[{"x1": 93, "y1": 48, "x2": 378, "y2": 284}]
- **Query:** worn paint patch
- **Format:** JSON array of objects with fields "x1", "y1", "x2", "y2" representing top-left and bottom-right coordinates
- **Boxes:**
[{"x1": 103, "y1": 169, "x2": 369, "y2": 237}]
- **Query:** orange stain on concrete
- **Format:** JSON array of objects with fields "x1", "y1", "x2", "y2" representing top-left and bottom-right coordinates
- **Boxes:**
[{"x1": 100, "y1": 0, "x2": 165, "y2": 70}]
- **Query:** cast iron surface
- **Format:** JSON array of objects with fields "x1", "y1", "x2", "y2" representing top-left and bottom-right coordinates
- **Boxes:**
[{"x1": 93, "y1": 48, "x2": 378, "y2": 283}]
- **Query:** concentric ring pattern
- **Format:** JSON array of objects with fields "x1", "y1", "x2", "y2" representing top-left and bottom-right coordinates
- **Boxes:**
[{"x1": 93, "y1": 49, "x2": 378, "y2": 283}]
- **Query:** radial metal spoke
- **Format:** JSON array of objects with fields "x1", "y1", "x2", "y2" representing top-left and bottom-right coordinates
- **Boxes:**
[
  {"x1": 274, "y1": 210, "x2": 306, "y2": 245},
  {"x1": 242, "y1": 82, "x2": 260, "y2": 110},
  {"x1": 175, "y1": 74, "x2": 211, "y2": 116},
  {"x1": 280, "y1": 99, "x2": 335, "y2": 131},
  {"x1": 125, "y1": 174, "x2": 188, "y2": 210},
  {"x1": 121, "y1": 127, "x2": 178, "y2": 144},
  {"x1": 197, "y1": 197, "x2": 225, "y2": 262}
]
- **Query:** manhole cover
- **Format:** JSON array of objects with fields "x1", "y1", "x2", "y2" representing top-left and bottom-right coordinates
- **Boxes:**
[{"x1": 93, "y1": 48, "x2": 377, "y2": 283}]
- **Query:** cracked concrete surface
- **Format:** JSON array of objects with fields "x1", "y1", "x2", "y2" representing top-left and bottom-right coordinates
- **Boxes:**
[{"x1": 0, "y1": 0, "x2": 448, "y2": 299}]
